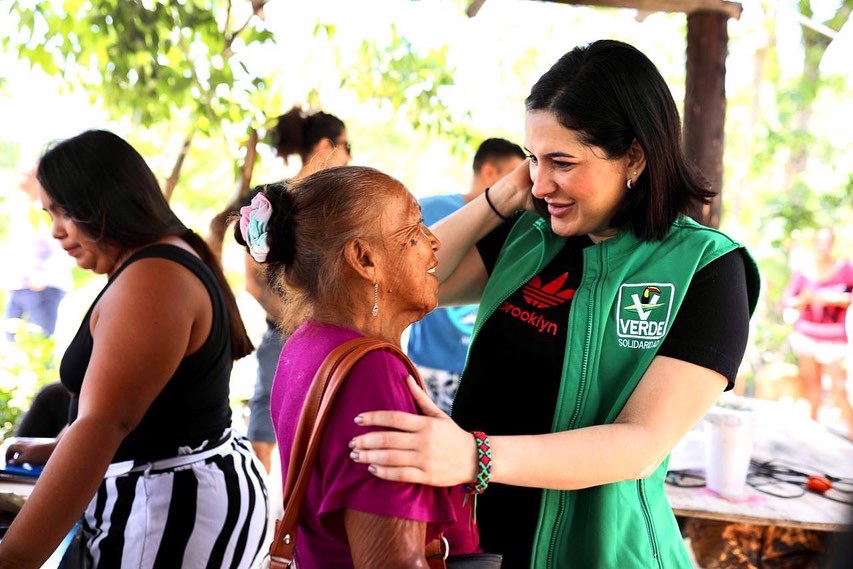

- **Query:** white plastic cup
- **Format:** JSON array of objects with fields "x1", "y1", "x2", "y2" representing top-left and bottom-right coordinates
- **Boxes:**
[{"x1": 703, "y1": 406, "x2": 754, "y2": 497}]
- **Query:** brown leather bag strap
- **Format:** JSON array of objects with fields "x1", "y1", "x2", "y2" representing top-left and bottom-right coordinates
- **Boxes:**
[
  {"x1": 280, "y1": 337, "x2": 379, "y2": 504},
  {"x1": 425, "y1": 534, "x2": 450, "y2": 569},
  {"x1": 270, "y1": 337, "x2": 380, "y2": 567},
  {"x1": 268, "y1": 336, "x2": 446, "y2": 569}
]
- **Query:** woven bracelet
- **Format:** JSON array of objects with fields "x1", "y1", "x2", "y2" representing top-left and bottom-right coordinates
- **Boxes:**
[
  {"x1": 484, "y1": 187, "x2": 509, "y2": 221},
  {"x1": 463, "y1": 431, "x2": 492, "y2": 495}
]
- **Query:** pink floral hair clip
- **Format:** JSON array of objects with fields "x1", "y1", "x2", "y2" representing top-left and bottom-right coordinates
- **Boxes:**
[{"x1": 239, "y1": 192, "x2": 273, "y2": 263}]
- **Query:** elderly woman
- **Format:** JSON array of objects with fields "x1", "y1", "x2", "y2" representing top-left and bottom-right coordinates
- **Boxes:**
[{"x1": 234, "y1": 167, "x2": 480, "y2": 568}]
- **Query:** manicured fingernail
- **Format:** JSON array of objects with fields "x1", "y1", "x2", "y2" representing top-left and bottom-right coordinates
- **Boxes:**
[
  {"x1": 348, "y1": 439, "x2": 355, "y2": 449},
  {"x1": 350, "y1": 451, "x2": 359, "y2": 461},
  {"x1": 354, "y1": 415, "x2": 364, "y2": 424},
  {"x1": 368, "y1": 465, "x2": 377, "y2": 474}
]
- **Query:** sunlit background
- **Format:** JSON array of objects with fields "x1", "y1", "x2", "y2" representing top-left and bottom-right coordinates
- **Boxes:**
[{"x1": 1, "y1": 0, "x2": 851, "y2": 434}]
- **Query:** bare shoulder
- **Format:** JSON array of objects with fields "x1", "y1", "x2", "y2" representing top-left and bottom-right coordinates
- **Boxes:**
[{"x1": 95, "y1": 243, "x2": 208, "y2": 323}]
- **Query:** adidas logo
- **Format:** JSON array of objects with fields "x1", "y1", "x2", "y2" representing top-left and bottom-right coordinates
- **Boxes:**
[{"x1": 522, "y1": 273, "x2": 576, "y2": 309}]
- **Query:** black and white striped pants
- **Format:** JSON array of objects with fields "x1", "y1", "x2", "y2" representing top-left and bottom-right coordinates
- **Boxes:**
[{"x1": 75, "y1": 433, "x2": 268, "y2": 568}]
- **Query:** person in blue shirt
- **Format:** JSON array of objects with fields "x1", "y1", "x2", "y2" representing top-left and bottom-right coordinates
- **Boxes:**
[
  {"x1": 3, "y1": 164, "x2": 73, "y2": 340},
  {"x1": 407, "y1": 138, "x2": 525, "y2": 413}
]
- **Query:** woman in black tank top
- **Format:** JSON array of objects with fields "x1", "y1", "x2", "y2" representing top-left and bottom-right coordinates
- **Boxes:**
[{"x1": 0, "y1": 130, "x2": 268, "y2": 569}]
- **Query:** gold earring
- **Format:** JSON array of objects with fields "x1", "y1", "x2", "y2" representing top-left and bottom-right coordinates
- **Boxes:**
[{"x1": 371, "y1": 282, "x2": 379, "y2": 317}]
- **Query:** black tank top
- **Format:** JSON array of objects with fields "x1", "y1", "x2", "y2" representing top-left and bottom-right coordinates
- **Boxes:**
[{"x1": 60, "y1": 244, "x2": 233, "y2": 463}]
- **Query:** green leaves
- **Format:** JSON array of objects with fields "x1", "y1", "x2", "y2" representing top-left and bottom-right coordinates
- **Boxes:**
[
  {"x1": 6, "y1": 0, "x2": 273, "y2": 135},
  {"x1": 0, "y1": 324, "x2": 59, "y2": 441},
  {"x1": 343, "y1": 23, "x2": 476, "y2": 153}
]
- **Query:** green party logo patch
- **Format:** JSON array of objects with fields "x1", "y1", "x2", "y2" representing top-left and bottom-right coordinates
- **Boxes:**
[{"x1": 616, "y1": 283, "x2": 675, "y2": 344}]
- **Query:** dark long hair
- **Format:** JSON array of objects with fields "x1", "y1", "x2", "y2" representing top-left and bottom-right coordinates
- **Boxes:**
[
  {"x1": 526, "y1": 39, "x2": 714, "y2": 240},
  {"x1": 268, "y1": 106, "x2": 346, "y2": 164},
  {"x1": 37, "y1": 129, "x2": 253, "y2": 359}
]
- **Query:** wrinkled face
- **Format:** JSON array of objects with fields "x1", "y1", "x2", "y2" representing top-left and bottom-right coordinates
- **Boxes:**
[
  {"x1": 525, "y1": 110, "x2": 630, "y2": 241},
  {"x1": 38, "y1": 186, "x2": 121, "y2": 275},
  {"x1": 376, "y1": 189, "x2": 441, "y2": 320}
]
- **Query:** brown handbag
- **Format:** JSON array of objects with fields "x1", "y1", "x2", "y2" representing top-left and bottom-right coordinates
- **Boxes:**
[{"x1": 267, "y1": 336, "x2": 451, "y2": 569}]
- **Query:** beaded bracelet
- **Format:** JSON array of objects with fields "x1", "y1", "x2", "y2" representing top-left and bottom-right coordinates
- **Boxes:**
[
  {"x1": 463, "y1": 431, "x2": 492, "y2": 495},
  {"x1": 484, "y1": 187, "x2": 509, "y2": 221}
]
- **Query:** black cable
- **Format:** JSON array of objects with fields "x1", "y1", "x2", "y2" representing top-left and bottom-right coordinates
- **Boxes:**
[
  {"x1": 666, "y1": 459, "x2": 853, "y2": 506},
  {"x1": 748, "y1": 459, "x2": 853, "y2": 504},
  {"x1": 666, "y1": 470, "x2": 706, "y2": 488}
]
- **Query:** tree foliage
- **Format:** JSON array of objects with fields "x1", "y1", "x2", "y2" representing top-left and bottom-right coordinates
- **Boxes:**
[
  {"x1": 2, "y1": 1, "x2": 475, "y2": 223},
  {"x1": 7, "y1": 0, "x2": 273, "y2": 129},
  {"x1": 3, "y1": 0, "x2": 275, "y2": 197},
  {"x1": 726, "y1": 0, "x2": 853, "y2": 382},
  {"x1": 0, "y1": 324, "x2": 58, "y2": 441},
  {"x1": 343, "y1": 23, "x2": 477, "y2": 154},
  {"x1": 756, "y1": 0, "x2": 853, "y2": 236}
]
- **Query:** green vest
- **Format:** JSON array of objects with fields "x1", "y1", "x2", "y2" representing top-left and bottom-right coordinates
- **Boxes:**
[{"x1": 469, "y1": 213, "x2": 760, "y2": 569}]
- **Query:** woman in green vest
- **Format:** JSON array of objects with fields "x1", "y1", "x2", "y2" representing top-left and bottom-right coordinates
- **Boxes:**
[{"x1": 349, "y1": 39, "x2": 760, "y2": 568}]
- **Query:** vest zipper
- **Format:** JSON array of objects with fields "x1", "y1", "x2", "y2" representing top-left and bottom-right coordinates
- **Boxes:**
[
  {"x1": 546, "y1": 243, "x2": 600, "y2": 568},
  {"x1": 638, "y1": 479, "x2": 662, "y2": 567}
]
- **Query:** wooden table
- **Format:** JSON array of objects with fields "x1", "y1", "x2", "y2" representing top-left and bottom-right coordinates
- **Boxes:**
[
  {"x1": 666, "y1": 398, "x2": 853, "y2": 532},
  {"x1": 0, "y1": 438, "x2": 39, "y2": 517},
  {"x1": 0, "y1": 479, "x2": 34, "y2": 514}
]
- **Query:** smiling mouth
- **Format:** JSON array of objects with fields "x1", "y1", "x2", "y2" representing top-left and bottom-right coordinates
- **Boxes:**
[{"x1": 547, "y1": 201, "x2": 575, "y2": 216}]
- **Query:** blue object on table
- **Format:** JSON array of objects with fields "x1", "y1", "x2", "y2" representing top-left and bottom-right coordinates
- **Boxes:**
[{"x1": 1, "y1": 463, "x2": 43, "y2": 478}]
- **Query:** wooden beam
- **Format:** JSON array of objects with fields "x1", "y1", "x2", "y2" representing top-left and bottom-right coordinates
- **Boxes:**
[
  {"x1": 683, "y1": 11, "x2": 729, "y2": 228},
  {"x1": 539, "y1": 0, "x2": 742, "y2": 20},
  {"x1": 467, "y1": 0, "x2": 488, "y2": 17}
]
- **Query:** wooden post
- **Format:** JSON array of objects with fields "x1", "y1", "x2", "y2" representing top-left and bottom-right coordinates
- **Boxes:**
[{"x1": 684, "y1": 11, "x2": 728, "y2": 228}]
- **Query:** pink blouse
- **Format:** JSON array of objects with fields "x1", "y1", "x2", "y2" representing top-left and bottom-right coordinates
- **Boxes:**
[
  {"x1": 271, "y1": 320, "x2": 479, "y2": 569},
  {"x1": 784, "y1": 260, "x2": 853, "y2": 342}
]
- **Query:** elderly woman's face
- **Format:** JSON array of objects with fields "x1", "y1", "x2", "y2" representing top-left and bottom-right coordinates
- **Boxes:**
[{"x1": 376, "y1": 189, "x2": 441, "y2": 321}]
